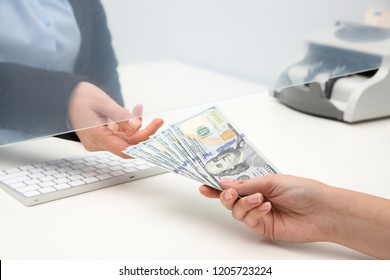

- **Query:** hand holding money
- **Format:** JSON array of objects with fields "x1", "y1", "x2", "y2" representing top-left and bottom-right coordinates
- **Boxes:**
[{"x1": 122, "y1": 106, "x2": 278, "y2": 190}]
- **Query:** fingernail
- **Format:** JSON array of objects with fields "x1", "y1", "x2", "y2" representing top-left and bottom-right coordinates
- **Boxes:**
[
  {"x1": 128, "y1": 118, "x2": 142, "y2": 130},
  {"x1": 220, "y1": 178, "x2": 235, "y2": 184},
  {"x1": 258, "y1": 202, "x2": 271, "y2": 212},
  {"x1": 224, "y1": 189, "x2": 233, "y2": 200},
  {"x1": 248, "y1": 193, "x2": 262, "y2": 204}
]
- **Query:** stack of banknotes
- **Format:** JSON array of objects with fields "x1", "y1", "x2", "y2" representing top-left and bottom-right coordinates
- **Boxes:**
[{"x1": 122, "y1": 106, "x2": 278, "y2": 190}]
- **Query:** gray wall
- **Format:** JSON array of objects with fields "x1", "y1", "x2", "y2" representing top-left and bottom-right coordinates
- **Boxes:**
[{"x1": 101, "y1": 0, "x2": 390, "y2": 85}]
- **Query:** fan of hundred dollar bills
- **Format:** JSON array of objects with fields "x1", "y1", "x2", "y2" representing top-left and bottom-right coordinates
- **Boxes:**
[{"x1": 122, "y1": 106, "x2": 278, "y2": 190}]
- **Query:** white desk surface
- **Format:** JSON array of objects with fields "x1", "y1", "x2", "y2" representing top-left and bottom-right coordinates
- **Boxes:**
[{"x1": 1, "y1": 61, "x2": 389, "y2": 260}]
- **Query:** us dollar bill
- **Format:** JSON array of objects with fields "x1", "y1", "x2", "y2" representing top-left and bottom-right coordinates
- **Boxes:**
[{"x1": 170, "y1": 106, "x2": 278, "y2": 189}]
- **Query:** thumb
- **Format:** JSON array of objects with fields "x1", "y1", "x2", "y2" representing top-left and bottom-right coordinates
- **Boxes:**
[
  {"x1": 94, "y1": 96, "x2": 142, "y2": 131},
  {"x1": 116, "y1": 104, "x2": 144, "y2": 132}
]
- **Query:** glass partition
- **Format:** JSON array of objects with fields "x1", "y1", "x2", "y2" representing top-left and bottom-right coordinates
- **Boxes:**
[{"x1": 1, "y1": 0, "x2": 390, "y2": 146}]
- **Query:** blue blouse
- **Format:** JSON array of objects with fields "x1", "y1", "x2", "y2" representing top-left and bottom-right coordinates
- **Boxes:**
[{"x1": 0, "y1": 0, "x2": 81, "y2": 73}]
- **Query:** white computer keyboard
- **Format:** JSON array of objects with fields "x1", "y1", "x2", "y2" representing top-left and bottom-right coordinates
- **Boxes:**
[{"x1": 0, "y1": 152, "x2": 167, "y2": 206}]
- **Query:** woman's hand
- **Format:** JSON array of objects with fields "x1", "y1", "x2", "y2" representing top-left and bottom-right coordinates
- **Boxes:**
[
  {"x1": 68, "y1": 82, "x2": 163, "y2": 158},
  {"x1": 200, "y1": 174, "x2": 330, "y2": 243},
  {"x1": 200, "y1": 174, "x2": 390, "y2": 259}
]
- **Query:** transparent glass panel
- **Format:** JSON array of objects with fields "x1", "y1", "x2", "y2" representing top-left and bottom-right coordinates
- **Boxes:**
[{"x1": 1, "y1": 0, "x2": 389, "y2": 146}]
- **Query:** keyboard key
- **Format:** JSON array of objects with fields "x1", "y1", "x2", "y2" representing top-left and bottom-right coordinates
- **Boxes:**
[
  {"x1": 24, "y1": 179, "x2": 41, "y2": 185},
  {"x1": 72, "y1": 164, "x2": 87, "y2": 170},
  {"x1": 96, "y1": 168, "x2": 110, "y2": 174},
  {"x1": 40, "y1": 176, "x2": 56, "y2": 182},
  {"x1": 43, "y1": 170, "x2": 59, "y2": 176},
  {"x1": 96, "y1": 174, "x2": 112, "y2": 180},
  {"x1": 124, "y1": 168, "x2": 137, "y2": 173},
  {"x1": 69, "y1": 180, "x2": 85, "y2": 187},
  {"x1": 17, "y1": 185, "x2": 41, "y2": 193},
  {"x1": 57, "y1": 167, "x2": 73, "y2": 173},
  {"x1": 135, "y1": 165, "x2": 151, "y2": 170},
  {"x1": 54, "y1": 178, "x2": 70, "y2": 184},
  {"x1": 68, "y1": 175, "x2": 84, "y2": 181},
  {"x1": 109, "y1": 166, "x2": 122, "y2": 171},
  {"x1": 69, "y1": 159, "x2": 84, "y2": 165},
  {"x1": 57, "y1": 162, "x2": 72, "y2": 168},
  {"x1": 96, "y1": 163, "x2": 109, "y2": 169},
  {"x1": 40, "y1": 187, "x2": 56, "y2": 193},
  {"x1": 53, "y1": 173, "x2": 69, "y2": 179},
  {"x1": 83, "y1": 177, "x2": 99, "y2": 184},
  {"x1": 9, "y1": 182, "x2": 27, "y2": 189},
  {"x1": 39, "y1": 181, "x2": 56, "y2": 188},
  {"x1": 82, "y1": 166, "x2": 96, "y2": 173},
  {"x1": 83, "y1": 171, "x2": 98, "y2": 177},
  {"x1": 110, "y1": 170, "x2": 125, "y2": 176},
  {"x1": 29, "y1": 172, "x2": 45, "y2": 179},
  {"x1": 54, "y1": 183, "x2": 71, "y2": 190},
  {"x1": 23, "y1": 190, "x2": 40, "y2": 197},
  {"x1": 68, "y1": 170, "x2": 83, "y2": 176}
]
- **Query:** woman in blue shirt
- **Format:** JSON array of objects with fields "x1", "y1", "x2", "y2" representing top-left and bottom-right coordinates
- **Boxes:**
[{"x1": 0, "y1": 0, "x2": 163, "y2": 157}]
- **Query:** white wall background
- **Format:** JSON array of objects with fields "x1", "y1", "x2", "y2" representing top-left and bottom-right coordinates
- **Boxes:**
[{"x1": 101, "y1": 0, "x2": 390, "y2": 85}]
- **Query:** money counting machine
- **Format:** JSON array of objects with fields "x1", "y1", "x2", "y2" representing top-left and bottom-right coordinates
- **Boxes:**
[{"x1": 272, "y1": 22, "x2": 390, "y2": 123}]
